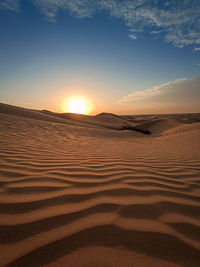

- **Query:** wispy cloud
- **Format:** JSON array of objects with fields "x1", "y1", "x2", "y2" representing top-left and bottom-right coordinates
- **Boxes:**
[
  {"x1": 119, "y1": 77, "x2": 200, "y2": 113},
  {"x1": 1, "y1": 0, "x2": 200, "y2": 47},
  {"x1": 0, "y1": 0, "x2": 20, "y2": 11},
  {"x1": 194, "y1": 47, "x2": 200, "y2": 52},
  {"x1": 119, "y1": 79, "x2": 186, "y2": 103}
]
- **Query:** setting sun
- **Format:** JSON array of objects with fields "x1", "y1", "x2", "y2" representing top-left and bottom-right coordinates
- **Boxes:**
[
  {"x1": 68, "y1": 98, "x2": 87, "y2": 114},
  {"x1": 62, "y1": 96, "x2": 92, "y2": 115}
]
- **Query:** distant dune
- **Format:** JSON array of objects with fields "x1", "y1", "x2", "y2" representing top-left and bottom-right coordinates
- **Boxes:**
[{"x1": 0, "y1": 103, "x2": 200, "y2": 267}]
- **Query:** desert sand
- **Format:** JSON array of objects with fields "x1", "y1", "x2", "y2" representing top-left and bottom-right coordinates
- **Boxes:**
[{"x1": 0, "y1": 102, "x2": 200, "y2": 267}]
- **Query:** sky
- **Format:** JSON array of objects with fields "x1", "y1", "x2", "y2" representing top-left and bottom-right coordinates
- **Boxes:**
[{"x1": 0, "y1": 0, "x2": 200, "y2": 115}]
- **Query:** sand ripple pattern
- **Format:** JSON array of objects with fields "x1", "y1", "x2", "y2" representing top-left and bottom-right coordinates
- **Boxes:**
[{"x1": 0, "y1": 113, "x2": 200, "y2": 266}]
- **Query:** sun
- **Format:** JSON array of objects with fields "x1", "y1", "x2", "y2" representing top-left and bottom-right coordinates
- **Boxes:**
[
  {"x1": 68, "y1": 98, "x2": 87, "y2": 114},
  {"x1": 62, "y1": 96, "x2": 92, "y2": 115}
]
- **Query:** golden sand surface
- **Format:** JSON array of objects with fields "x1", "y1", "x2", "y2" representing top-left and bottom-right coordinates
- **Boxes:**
[{"x1": 0, "y1": 103, "x2": 200, "y2": 267}]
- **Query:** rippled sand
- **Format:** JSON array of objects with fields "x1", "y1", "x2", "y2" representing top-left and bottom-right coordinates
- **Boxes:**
[{"x1": 0, "y1": 103, "x2": 200, "y2": 267}]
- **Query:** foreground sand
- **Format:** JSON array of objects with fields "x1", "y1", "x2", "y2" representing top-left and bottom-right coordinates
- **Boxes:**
[{"x1": 0, "y1": 103, "x2": 200, "y2": 267}]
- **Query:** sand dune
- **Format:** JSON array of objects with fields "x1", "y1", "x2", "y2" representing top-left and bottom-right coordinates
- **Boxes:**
[{"x1": 0, "y1": 103, "x2": 200, "y2": 266}]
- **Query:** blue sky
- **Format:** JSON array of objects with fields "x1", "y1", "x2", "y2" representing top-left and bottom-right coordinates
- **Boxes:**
[{"x1": 0, "y1": 0, "x2": 200, "y2": 114}]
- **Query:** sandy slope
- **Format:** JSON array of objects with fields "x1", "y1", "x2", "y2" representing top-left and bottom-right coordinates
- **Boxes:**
[{"x1": 0, "y1": 103, "x2": 200, "y2": 267}]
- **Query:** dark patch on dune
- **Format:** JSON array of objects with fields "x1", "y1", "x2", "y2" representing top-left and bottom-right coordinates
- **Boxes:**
[{"x1": 120, "y1": 124, "x2": 151, "y2": 135}]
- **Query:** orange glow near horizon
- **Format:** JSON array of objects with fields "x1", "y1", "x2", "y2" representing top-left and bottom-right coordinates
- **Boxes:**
[{"x1": 62, "y1": 96, "x2": 93, "y2": 114}]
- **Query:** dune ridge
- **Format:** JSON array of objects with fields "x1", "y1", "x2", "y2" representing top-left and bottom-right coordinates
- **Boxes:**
[{"x1": 0, "y1": 103, "x2": 200, "y2": 266}]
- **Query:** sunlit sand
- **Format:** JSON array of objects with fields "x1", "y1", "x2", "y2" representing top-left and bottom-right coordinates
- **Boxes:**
[{"x1": 0, "y1": 102, "x2": 200, "y2": 266}]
